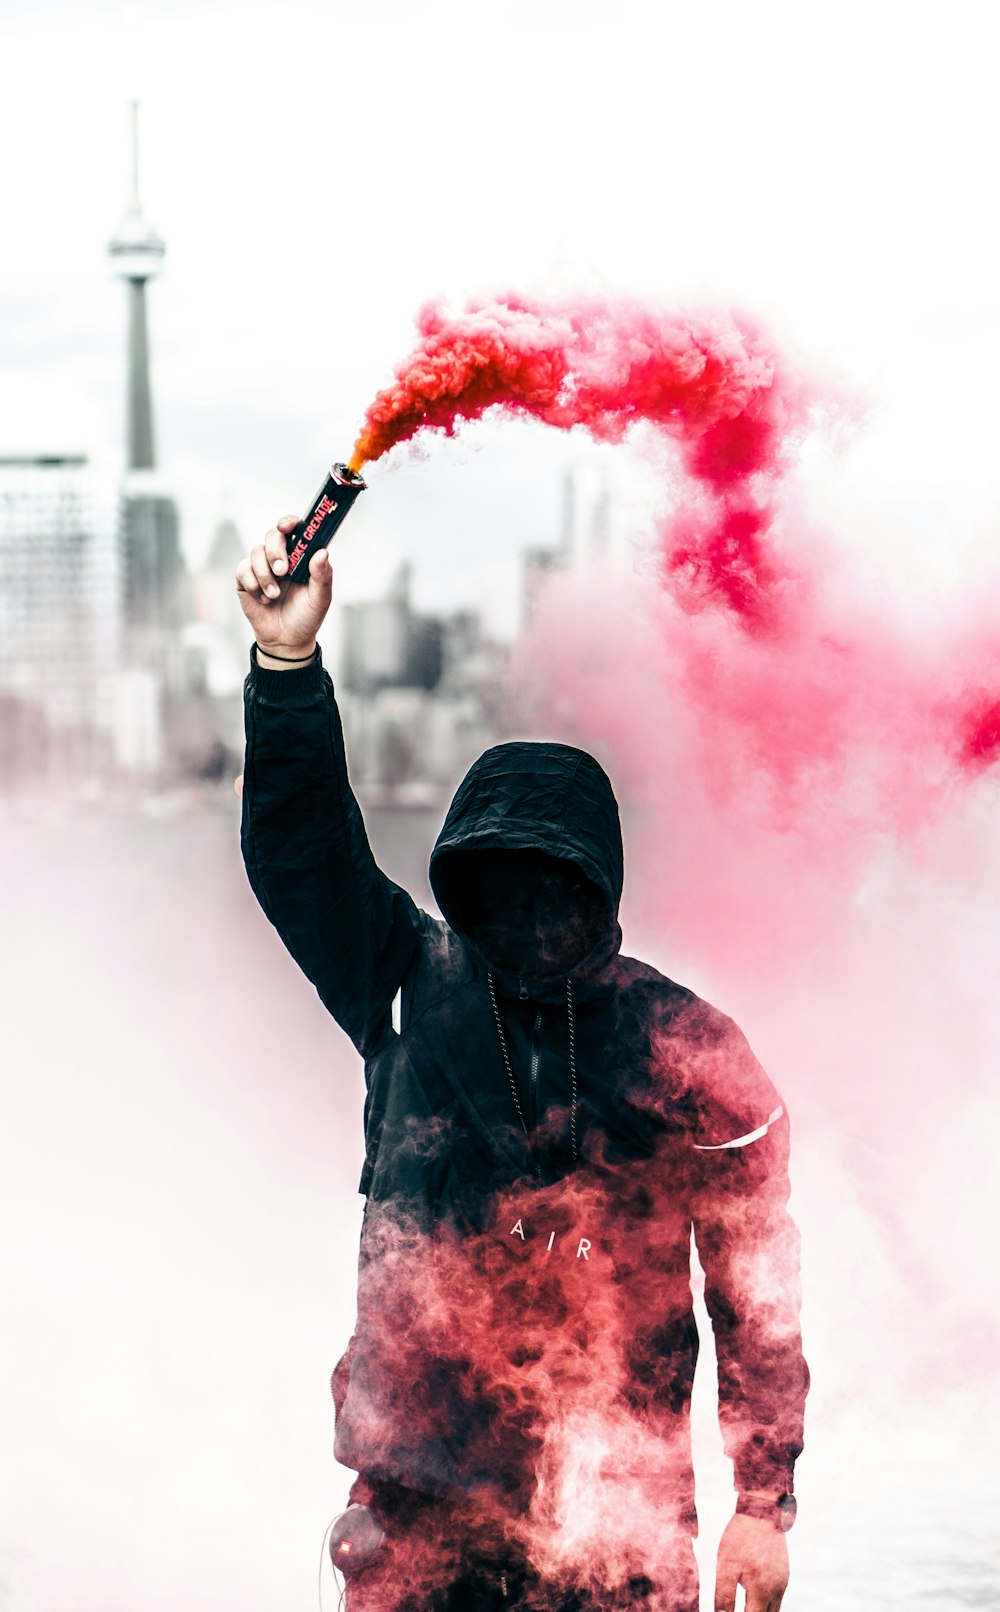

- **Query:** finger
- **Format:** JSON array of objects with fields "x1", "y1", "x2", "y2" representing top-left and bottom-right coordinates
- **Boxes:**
[
  {"x1": 265, "y1": 524, "x2": 291, "y2": 576},
  {"x1": 235, "y1": 557, "x2": 262, "y2": 595},
  {"x1": 307, "y1": 547, "x2": 333, "y2": 599},
  {"x1": 276, "y1": 513, "x2": 301, "y2": 532},
  {"x1": 234, "y1": 774, "x2": 244, "y2": 797},
  {"x1": 250, "y1": 541, "x2": 281, "y2": 599},
  {"x1": 714, "y1": 1558, "x2": 738, "y2": 1612}
]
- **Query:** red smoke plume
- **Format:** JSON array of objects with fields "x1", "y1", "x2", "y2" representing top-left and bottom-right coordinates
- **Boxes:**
[
  {"x1": 349, "y1": 294, "x2": 812, "y2": 636},
  {"x1": 960, "y1": 694, "x2": 1000, "y2": 770},
  {"x1": 351, "y1": 295, "x2": 799, "y2": 477},
  {"x1": 350, "y1": 291, "x2": 1000, "y2": 768}
]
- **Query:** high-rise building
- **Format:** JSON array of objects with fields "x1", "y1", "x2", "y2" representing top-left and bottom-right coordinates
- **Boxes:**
[
  {"x1": 107, "y1": 101, "x2": 186, "y2": 644},
  {"x1": 340, "y1": 563, "x2": 443, "y2": 696},
  {"x1": 521, "y1": 466, "x2": 622, "y2": 629},
  {"x1": 335, "y1": 565, "x2": 505, "y2": 797},
  {"x1": 590, "y1": 480, "x2": 611, "y2": 558},
  {"x1": 522, "y1": 469, "x2": 575, "y2": 628},
  {"x1": 0, "y1": 455, "x2": 120, "y2": 783},
  {"x1": 170, "y1": 517, "x2": 253, "y2": 775}
]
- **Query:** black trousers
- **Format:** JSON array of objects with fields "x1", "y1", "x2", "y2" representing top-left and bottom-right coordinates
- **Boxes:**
[{"x1": 340, "y1": 1478, "x2": 700, "y2": 1612}]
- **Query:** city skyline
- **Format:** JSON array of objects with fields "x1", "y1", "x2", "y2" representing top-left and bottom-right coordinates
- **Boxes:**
[
  {"x1": 3, "y1": 89, "x2": 638, "y2": 650},
  {"x1": 1, "y1": 98, "x2": 620, "y2": 792},
  {"x1": 4, "y1": 1, "x2": 998, "y2": 644}
]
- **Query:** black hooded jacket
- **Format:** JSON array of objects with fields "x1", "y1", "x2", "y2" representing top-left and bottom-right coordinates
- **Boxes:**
[{"x1": 240, "y1": 643, "x2": 808, "y2": 1520}]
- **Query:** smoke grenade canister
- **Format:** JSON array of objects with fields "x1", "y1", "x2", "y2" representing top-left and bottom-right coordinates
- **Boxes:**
[{"x1": 286, "y1": 463, "x2": 367, "y2": 582}]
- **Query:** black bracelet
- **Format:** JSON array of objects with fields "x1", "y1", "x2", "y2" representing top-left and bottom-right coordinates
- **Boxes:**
[{"x1": 254, "y1": 643, "x2": 317, "y2": 663}]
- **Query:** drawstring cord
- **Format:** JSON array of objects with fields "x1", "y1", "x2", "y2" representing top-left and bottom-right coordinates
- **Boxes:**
[{"x1": 487, "y1": 973, "x2": 579, "y2": 1163}]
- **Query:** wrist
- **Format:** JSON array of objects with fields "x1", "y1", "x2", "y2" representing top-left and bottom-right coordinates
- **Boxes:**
[
  {"x1": 735, "y1": 1491, "x2": 797, "y2": 1532},
  {"x1": 254, "y1": 641, "x2": 317, "y2": 670}
]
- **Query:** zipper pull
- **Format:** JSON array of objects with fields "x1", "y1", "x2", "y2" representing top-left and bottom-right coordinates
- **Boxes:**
[{"x1": 518, "y1": 978, "x2": 528, "y2": 999}]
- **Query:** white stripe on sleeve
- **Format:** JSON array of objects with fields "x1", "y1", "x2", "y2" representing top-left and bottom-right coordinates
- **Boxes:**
[{"x1": 693, "y1": 1104, "x2": 784, "y2": 1151}]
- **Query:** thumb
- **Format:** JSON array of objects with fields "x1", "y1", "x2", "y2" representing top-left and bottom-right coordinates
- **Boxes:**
[
  {"x1": 714, "y1": 1553, "x2": 739, "y2": 1612},
  {"x1": 307, "y1": 547, "x2": 333, "y2": 603}
]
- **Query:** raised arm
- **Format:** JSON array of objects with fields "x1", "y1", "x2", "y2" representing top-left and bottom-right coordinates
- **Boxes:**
[{"x1": 236, "y1": 518, "x2": 422, "y2": 1056}]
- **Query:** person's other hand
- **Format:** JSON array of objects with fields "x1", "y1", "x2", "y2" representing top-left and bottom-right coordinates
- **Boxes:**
[
  {"x1": 235, "y1": 516, "x2": 333, "y2": 652},
  {"x1": 714, "y1": 1513, "x2": 789, "y2": 1612}
]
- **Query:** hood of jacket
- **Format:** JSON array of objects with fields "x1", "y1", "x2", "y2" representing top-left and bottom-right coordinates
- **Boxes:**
[{"x1": 428, "y1": 740, "x2": 624, "y2": 1003}]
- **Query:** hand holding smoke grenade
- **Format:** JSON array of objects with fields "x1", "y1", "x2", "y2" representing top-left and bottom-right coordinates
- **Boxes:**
[{"x1": 286, "y1": 463, "x2": 367, "y2": 581}]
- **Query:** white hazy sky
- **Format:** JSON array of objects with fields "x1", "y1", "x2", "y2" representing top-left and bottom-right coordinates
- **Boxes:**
[{"x1": 2, "y1": 0, "x2": 999, "y2": 636}]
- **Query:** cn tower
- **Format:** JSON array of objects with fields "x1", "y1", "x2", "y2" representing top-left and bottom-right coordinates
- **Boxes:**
[
  {"x1": 107, "y1": 101, "x2": 185, "y2": 644},
  {"x1": 107, "y1": 100, "x2": 165, "y2": 471}
]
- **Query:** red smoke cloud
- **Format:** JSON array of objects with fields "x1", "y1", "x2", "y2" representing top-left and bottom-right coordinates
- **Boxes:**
[
  {"x1": 349, "y1": 292, "x2": 818, "y2": 647},
  {"x1": 960, "y1": 694, "x2": 1000, "y2": 769},
  {"x1": 351, "y1": 295, "x2": 801, "y2": 470},
  {"x1": 351, "y1": 291, "x2": 1000, "y2": 769},
  {"x1": 335, "y1": 291, "x2": 999, "y2": 1604},
  {"x1": 495, "y1": 376, "x2": 1000, "y2": 1405},
  {"x1": 499, "y1": 541, "x2": 1000, "y2": 1584},
  {"x1": 339, "y1": 1102, "x2": 801, "y2": 1609}
]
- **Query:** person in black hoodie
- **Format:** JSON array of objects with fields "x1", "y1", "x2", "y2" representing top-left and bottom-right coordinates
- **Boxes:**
[{"x1": 237, "y1": 521, "x2": 809, "y2": 1612}]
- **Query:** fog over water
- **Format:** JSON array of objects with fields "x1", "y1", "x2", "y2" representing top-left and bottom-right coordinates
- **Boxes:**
[{"x1": 1, "y1": 790, "x2": 996, "y2": 1611}]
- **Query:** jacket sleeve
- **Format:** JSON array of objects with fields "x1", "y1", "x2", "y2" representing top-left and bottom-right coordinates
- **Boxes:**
[
  {"x1": 239, "y1": 643, "x2": 423, "y2": 1056},
  {"x1": 687, "y1": 1012, "x2": 809, "y2": 1496}
]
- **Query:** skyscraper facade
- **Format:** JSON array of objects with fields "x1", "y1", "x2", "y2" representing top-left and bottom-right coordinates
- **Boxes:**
[{"x1": 0, "y1": 455, "x2": 120, "y2": 782}]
